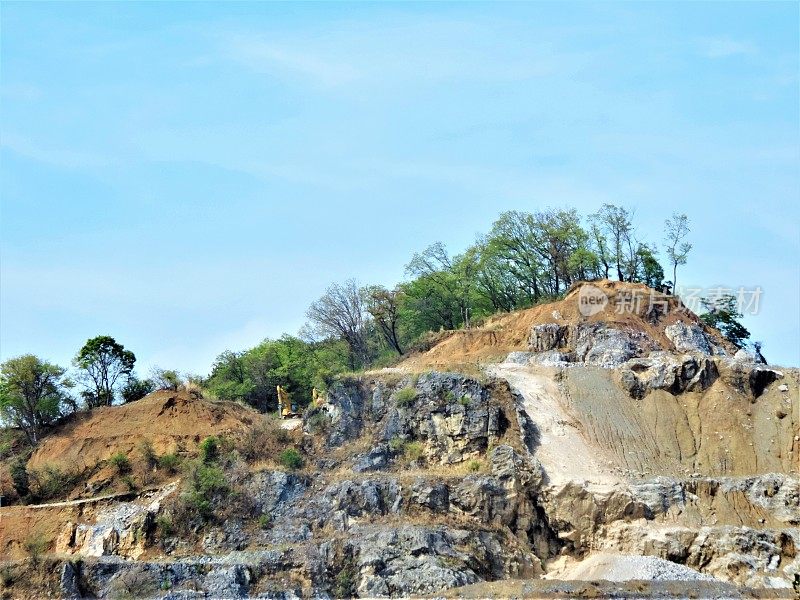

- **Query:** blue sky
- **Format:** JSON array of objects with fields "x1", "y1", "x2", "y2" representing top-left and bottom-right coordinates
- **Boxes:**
[{"x1": 1, "y1": 1, "x2": 798, "y2": 374}]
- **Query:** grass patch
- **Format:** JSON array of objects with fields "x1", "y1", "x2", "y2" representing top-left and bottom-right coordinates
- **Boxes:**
[
  {"x1": 395, "y1": 386, "x2": 417, "y2": 408},
  {"x1": 109, "y1": 452, "x2": 131, "y2": 474},
  {"x1": 23, "y1": 532, "x2": 48, "y2": 565}
]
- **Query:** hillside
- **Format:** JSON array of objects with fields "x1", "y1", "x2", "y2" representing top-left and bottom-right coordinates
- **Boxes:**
[{"x1": 0, "y1": 281, "x2": 797, "y2": 598}]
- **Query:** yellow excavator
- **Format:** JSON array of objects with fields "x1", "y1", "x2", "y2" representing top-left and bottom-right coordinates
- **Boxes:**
[{"x1": 276, "y1": 385, "x2": 301, "y2": 419}]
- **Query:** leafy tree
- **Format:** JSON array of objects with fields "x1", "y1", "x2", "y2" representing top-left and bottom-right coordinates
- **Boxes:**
[
  {"x1": 121, "y1": 375, "x2": 154, "y2": 403},
  {"x1": 0, "y1": 355, "x2": 73, "y2": 444},
  {"x1": 205, "y1": 336, "x2": 347, "y2": 412},
  {"x1": 205, "y1": 350, "x2": 255, "y2": 404},
  {"x1": 700, "y1": 294, "x2": 750, "y2": 348},
  {"x1": 306, "y1": 279, "x2": 369, "y2": 369},
  {"x1": 485, "y1": 211, "x2": 545, "y2": 302},
  {"x1": 363, "y1": 285, "x2": 405, "y2": 355},
  {"x1": 150, "y1": 367, "x2": 181, "y2": 391},
  {"x1": 405, "y1": 242, "x2": 469, "y2": 329},
  {"x1": 664, "y1": 213, "x2": 692, "y2": 290},
  {"x1": 73, "y1": 336, "x2": 135, "y2": 407},
  {"x1": 633, "y1": 244, "x2": 665, "y2": 288},
  {"x1": 472, "y1": 238, "x2": 524, "y2": 313}
]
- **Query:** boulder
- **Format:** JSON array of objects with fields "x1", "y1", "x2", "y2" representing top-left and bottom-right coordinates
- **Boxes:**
[
  {"x1": 619, "y1": 352, "x2": 718, "y2": 398},
  {"x1": 528, "y1": 324, "x2": 570, "y2": 352},
  {"x1": 411, "y1": 480, "x2": 450, "y2": 512},
  {"x1": 665, "y1": 322, "x2": 712, "y2": 355}
]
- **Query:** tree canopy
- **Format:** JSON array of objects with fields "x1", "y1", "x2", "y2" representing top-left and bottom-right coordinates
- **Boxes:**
[
  {"x1": 0, "y1": 355, "x2": 73, "y2": 444},
  {"x1": 73, "y1": 335, "x2": 136, "y2": 407}
]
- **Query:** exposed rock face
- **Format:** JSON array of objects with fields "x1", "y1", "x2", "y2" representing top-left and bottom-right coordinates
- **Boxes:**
[
  {"x1": 10, "y1": 318, "x2": 797, "y2": 599},
  {"x1": 527, "y1": 322, "x2": 657, "y2": 368},
  {"x1": 664, "y1": 322, "x2": 712, "y2": 354},
  {"x1": 528, "y1": 324, "x2": 570, "y2": 353},
  {"x1": 618, "y1": 352, "x2": 718, "y2": 398}
]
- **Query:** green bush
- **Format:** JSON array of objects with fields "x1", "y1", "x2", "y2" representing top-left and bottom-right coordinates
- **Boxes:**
[
  {"x1": 395, "y1": 386, "x2": 417, "y2": 408},
  {"x1": 388, "y1": 437, "x2": 406, "y2": 452},
  {"x1": 278, "y1": 448, "x2": 303, "y2": 470},
  {"x1": 404, "y1": 441, "x2": 423, "y2": 462},
  {"x1": 182, "y1": 461, "x2": 229, "y2": 519},
  {"x1": 199, "y1": 436, "x2": 219, "y2": 464},
  {"x1": 257, "y1": 514, "x2": 271, "y2": 529},
  {"x1": 333, "y1": 564, "x2": 355, "y2": 599},
  {"x1": 155, "y1": 515, "x2": 173, "y2": 537},
  {"x1": 109, "y1": 452, "x2": 131, "y2": 474},
  {"x1": 121, "y1": 474, "x2": 138, "y2": 492},
  {"x1": 139, "y1": 439, "x2": 157, "y2": 468},
  {"x1": 10, "y1": 459, "x2": 29, "y2": 498},
  {"x1": 29, "y1": 464, "x2": 75, "y2": 501},
  {"x1": 468, "y1": 459, "x2": 482, "y2": 472},
  {"x1": 158, "y1": 452, "x2": 181, "y2": 473},
  {"x1": 459, "y1": 395, "x2": 471, "y2": 407}
]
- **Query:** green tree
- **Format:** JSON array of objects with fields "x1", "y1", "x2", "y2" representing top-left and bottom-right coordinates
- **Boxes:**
[
  {"x1": 472, "y1": 238, "x2": 524, "y2": 313},
  {"x1": 664, "y1": 213, "x2": 692, "y2": 290},
  {"x1": 73, "y1": 336, "x2": 136, "y2": 407},
  {"x1": 700, "y1": 294, "x2": 750, "y2": 348},
  {"x1": 0, "y1": 355, "x2": 73, "y2": 444},
  {"x1": 485, "y1": 211, "x2": 545, "y2": 302},
  {"x1": 633, "y1": 244, "x2": 665, "y2": 288},
  {"x1": 364, "y1": 285, "x2": 405, "y2": 355},
  {"x1": 150, "y1": 367, "x2": 181, "y2": 391},
  {"x1": 120, "y1": 375, "x2": 154, "y2": 403}
]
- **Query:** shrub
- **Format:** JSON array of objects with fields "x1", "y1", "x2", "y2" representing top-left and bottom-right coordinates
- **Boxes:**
[
  {"x1": 109, "y1": 452, "x2": 131, "y2": 474},
  {"x1": 333, "y1": 564, "x2": 355, "y2": 598},
  {"x1": 139, "y1": 439, "x2": 157, "y2": 468},
  {"x1": 395, "y1": 386, "x2": 417, "y2": 408},
  {"x1": 29, "y1": 464, "x2": 75, "y2": 501},
  {"x1": 182, "y1": 461, "x2": 229, "y2": 519},
  {"x1": 257, "y1": 514, "x2": 271, "y2": 529},
  {"x1": 158, "y1": 453, "x2": 181, "y2": 473},
  {"x1": 468, "y1": 459, "x2": 482, "y2": 473},
  {"x1": 404, "y1": 441, "x2": 424, "y2": 462},
  {"x1": 121, "y1": 474, "x2": 138, "y2": 492},
  {"x1": 459, "y1": 395, "x2": 471, "y2": 407},
  {"x1": 444, "y1": 390, "x2": 456, "y2": 402},
  {"x1": 155, "y1": 515, "x2": 173, "y2": 537},
  {"x1": 199, "y1": 436, "x2": 219, "y2": 464},
  {"x1": 388, "y1": 437, "x2": 406, "y2": 452},
  {"x1": 10, "y1": 459, "x2": 29, "y2": 498},
  {"x1": 279, "y1": 448, "x2": 303, "y2": 470},
  {"x1": 23, "y1": 532, "x2": 48, "y2": 564}
]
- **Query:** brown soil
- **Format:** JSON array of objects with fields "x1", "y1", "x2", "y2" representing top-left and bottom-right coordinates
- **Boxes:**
[
  {"x1": 402, "y1": 280, "x2": 734, "y2": 371},
  {"x1": 24, "y1": 390, "x2": 262, "y2": 493}
]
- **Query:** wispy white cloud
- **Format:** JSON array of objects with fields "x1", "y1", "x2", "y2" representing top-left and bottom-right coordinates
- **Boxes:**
[
  {"x1": 697, "y1": 36, "x2": 758, "y2": 58},
  {"x1": 223, "y1": 33, "x2": 361, "y2": 87},
  {"x1": 1, "y1": 133, "x2": 112, "y2": 169}
]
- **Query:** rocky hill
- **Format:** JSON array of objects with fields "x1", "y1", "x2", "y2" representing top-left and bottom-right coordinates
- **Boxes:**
[{"x1": 0, "y1": 281, "x2": 797, "y2": 598}]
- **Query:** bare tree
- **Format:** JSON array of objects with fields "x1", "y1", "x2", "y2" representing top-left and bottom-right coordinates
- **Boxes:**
[
  {"x1": 664, "y1": 212, "x2": 691, "y2": 291},
  {"x1": 591, "y1": 204, "x2": 635, "y2": 281},
  {"x1": 306, "y1": 279, "x2": 369, "y2": 369}
]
